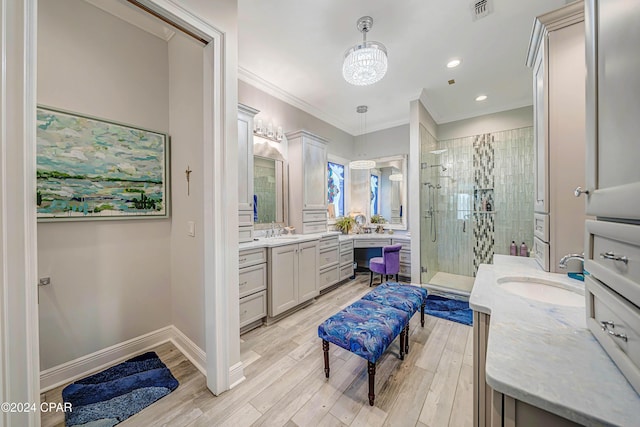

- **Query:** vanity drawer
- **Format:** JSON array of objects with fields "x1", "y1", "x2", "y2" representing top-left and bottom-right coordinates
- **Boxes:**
[
  {"x1": 399, "y1": 250, "x2": 411, "y2": 264},
  {"x1": 239, "y1": 290, "x2": 267, "y2": 328},
  {"x1": 533, "y1": 236, "x2": 550, "y2": 271},
  {"x1": 391, "y1": 239, "x2": 411, "y2": 251},
  {"x1": 339, "y1": 250, "x2": 353, "y2": 265},
  {"x1": 239, "y1": 211, "x2": 253, "y2": 227},
  {"x1": 585, "y1": 220, "x2": 640, "y2": 307},
  {"x1": 319, "y1": 246, "x2": 339, "y2": 269},
  {"x1": 303, "y1": 210, "x2": 327, "y2": 222},
  {"x1": 585, "y1": 276, "x2": 640, "y2": 395},
  {"x1": 354, "y1": 238, "x2": 391, "y2": 248},
  {"x1": 399, "y1": 263, "x2": 411, "y2": 277},
  {"x1": 534, "y1": 213, "x2": 550, "y2": 242},
  {"x1": 239, "y1": 248, "x2": 266, "y2": 268},
  {"x1": 319, "y1": 235, "x2": 339, "y2": 250},
  {"x1": 319, "y1": 265, "x2": 340, "y2": 290},
  {"x1": 339, "y1": 263, "x2": 354, "y2": 281},
  {"x1": 340, "y1": 240, "x2": 353, "y2": 252},
  {"x1": 239, "y1": 225, "x2": 254, "y2": 243},
  {"x1": 238, "y1": 263, "x2": 266, "y2": 298},
  {"x1": 302, "y1": 221, "x2": 327, "y2": 234}
]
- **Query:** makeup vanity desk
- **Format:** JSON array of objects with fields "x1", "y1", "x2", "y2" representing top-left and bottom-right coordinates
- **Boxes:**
[{"x1": 338, "y1": 233, "x2": 411, "y2": 278}]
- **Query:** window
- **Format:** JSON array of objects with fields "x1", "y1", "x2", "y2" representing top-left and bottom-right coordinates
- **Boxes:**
[
  {"x1": 327, "y1": 161, "x2": 344, "y2": 218},
  {"x1": 370, "y1": 174, "x2": 379, "y2": 215}
]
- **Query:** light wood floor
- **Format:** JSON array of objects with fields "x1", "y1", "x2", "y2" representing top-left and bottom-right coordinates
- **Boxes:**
[{"x1": 41, "y1": 274, "x2": 473, "y2": 427}]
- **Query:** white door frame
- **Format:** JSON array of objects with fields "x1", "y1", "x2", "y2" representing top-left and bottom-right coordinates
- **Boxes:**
[{"x1": 1, "y1": 1, "x2": 238, "y2": 424}]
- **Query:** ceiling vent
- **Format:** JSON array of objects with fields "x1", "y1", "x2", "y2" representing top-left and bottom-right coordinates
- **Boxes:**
[{"x1": 471, "y1": 0, "x2": 493, "y2": 21}]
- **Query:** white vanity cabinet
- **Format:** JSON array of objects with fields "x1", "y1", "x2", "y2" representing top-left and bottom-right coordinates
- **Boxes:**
[
  {"x1": 318, "y1": 235, "x2": 340, "y2": 291},
  {"x1": 393, "y1": 238, "x2": 411, "y2": 278},
  {"x1": 339, "y1": 240, "x2": 354, "y2": 282},
  {"x1": 286, "y1": 130, "x2": 328, "y2": 234},
  {"x1": 238, "y1": 104, "x2": 259, "y2": 243},
  {"x1": 268, "y1": 240, "x2": 319, "y2": 317},
  {"x1": 238, "y1": 248, "x2": 267, "y2": 331},
  {"x1": 527, "y1": 2, "x2": 586, "y2": 272}
]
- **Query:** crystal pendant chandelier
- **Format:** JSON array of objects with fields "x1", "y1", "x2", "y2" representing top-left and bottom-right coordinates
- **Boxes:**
[
  {"x1": 349, "y1": 106, "x2": 376, "y2": 170},
  {"x1": 342, "y1": 16, "x2": 388, "y2": 86}
]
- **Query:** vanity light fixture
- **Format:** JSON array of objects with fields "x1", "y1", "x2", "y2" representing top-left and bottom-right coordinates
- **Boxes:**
[
  {"x1": 389, "y1": 173, "x2": 403, "y2": 182},
  {"x1": 349, "y1": 105, "x2": 377, "y2": 170},
  {"x1": 446, "y1": 59, "x2": 462, "y2": 68},
  {"x1": 254, "y1": 119, "x2": 284, "y2": 142},
  {"x1": 342, "y1": 16, "x2": 388, "y2": 86},
  {"x1": 475, "y1": 95, "x2": 488, "y2": 102}
]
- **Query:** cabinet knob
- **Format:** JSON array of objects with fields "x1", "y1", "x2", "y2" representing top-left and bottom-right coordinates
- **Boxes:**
[{"x1": 574, "y1": 186, "x2": 590, "y2": 197}]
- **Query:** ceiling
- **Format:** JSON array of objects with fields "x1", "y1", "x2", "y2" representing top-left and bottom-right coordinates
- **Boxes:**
[{"x1": 238, "y1": 0, "x2": 568, "y2": 135}]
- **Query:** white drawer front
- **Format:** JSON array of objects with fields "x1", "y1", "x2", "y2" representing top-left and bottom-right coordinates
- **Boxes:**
[
  {"x1": 585, "y1": 220, "x2": 640, "y2": 307},
  {"x1": 340, "y1": 241, "x2": 353, "y2": 252},
  {"x1": 319, "y1": 265, "x2": 340, "y2": 290},
  {"x1": 533, "y1": 213, "x2": 550, "y2": 242},
  {"x1": 239, "y1": 248, "x2": 266, "y2": 268},
  {"x1": 586, "y1": 276, "x2": 640, "y2": 395},
  {"x1": 239, "y1": 290, "x2": 267, "y2": 328},
  {"x1": 391, "y1": 239, "x2": 410, "y2": 251},
  {"x1": 399, "y1": 251, "x2": 411, "y2": 264},
  {"x1": 533, "y1": 236, "x2": 549, "y2": 271},
  {"x1": 239, "y1": 211, "x2": 253, "y2": 227},
  {"x1": 399, "y1": 264, "x2": 411, "y2": 277},
  {"x1": 339, "y1": 250, "x2": 354, "y2": 265},
  {"x1": 238, "y1": 263, "x2": 266, "y2": 298},
  {"x1": 302, "y1": 221, "x2": 327, "y2": 234},
  {"x1": 303, "y1": 210, "x2": 327, "y2": 222},
  {"x1": 319, "y1": 235, "x2": 339, "y2": 250},
  {"x1": 239, "y1": 226, "x2": 254, "y2": 243},
  {"x1": 339, "y1": 264, "x2": 353, "y2": 281},
  {"x1": 319, "y1": 246, "x2": 339, "y2": 269},
  {"x1": 353, "y1": 238, "x2": 391, "y2": 248}
]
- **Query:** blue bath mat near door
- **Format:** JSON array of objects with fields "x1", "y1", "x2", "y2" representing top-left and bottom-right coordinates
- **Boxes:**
[
  {"x1": 425, "y1": 295, "x2": 473, "y2": 326},
  {"x1": 62, "y1": 351, "x2": 178, "y2": 427}
]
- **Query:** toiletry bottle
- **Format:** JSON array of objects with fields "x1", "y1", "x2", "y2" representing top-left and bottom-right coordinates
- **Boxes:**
[
  {"x1": 481, "y1": 198, "x2": 487, "y2": 211},
  {"x1": 510, "y1": 241, "x2": 517, "y2": 256},
  {"x1": 486, "y1": 200, "x2": 492, "y2": 211},
  {"x1": 520, "y1": 242, "x2": 528, "y2": 257}
]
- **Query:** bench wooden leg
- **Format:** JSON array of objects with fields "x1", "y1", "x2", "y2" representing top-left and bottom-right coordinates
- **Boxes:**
[
  {"x1": 405, "y1": 324, "x2": 410, "y2": 354},
  {"x1": 399, "y1": 329, "x2": 405, "y2": 360},
  {"x1": 421, "y1": 303, "x2": 425, "y2": 327},
  {"x1": 369, "y1": 270, "x2": 373, "y2": 287},
  {"x1": 322, "y1": 340, "x2": 330, "y2": 378},
  {"x1": 367, "y1": 361, "x2": 376, "y2": 406}
]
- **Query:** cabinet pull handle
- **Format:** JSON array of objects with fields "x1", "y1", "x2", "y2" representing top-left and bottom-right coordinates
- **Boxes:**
[
  {"x1": 601, "y1": 321, "x2": 627, "y2": 342},
  {"x1": 600, "y1": 251, "x2": 628, "y2": 265},
  {"x1": 249, "y1": 202, "x2": 253, "y2": 207},
  {"x1": 239, "y1": 257, "x2": 247, "y2": 262},
  {"x1": 574, "y1": 186, "x2": 590, "y2": 197},
  {"x1": 240, "y1": 281, "x2": 247, "y2": 287}
]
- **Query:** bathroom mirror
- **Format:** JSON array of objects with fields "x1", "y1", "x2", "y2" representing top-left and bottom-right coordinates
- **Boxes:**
[
  {"x1": 349, "y1": 155, "x2": 407, "y2": 230},
  {"x1": 253, "y1": 137, "x2": 288, "y2": 229}
]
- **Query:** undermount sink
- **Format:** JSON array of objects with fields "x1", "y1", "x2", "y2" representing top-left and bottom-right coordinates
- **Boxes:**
[{"x1": 497, "y1": 277, "x2": 584, "y2": 307}]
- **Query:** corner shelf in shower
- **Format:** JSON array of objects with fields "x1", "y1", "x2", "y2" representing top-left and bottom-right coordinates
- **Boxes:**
[{"x1": 473, "y1": 211, "x2": 497, "y2": 214}]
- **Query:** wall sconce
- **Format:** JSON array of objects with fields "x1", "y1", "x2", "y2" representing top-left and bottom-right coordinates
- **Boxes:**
[{"x1": 254, "y1": 118, "x2": 283, "y2": 142}]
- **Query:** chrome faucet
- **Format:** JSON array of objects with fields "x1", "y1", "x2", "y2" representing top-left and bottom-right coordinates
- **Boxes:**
[{"x1": 558, "y1": 253, "x2": 584, "y2": 269}]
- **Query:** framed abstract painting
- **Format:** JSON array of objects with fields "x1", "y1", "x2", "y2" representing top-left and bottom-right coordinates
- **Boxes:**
[{"x1": 36, "y1": 106, "x2": 170, "y2": 221}]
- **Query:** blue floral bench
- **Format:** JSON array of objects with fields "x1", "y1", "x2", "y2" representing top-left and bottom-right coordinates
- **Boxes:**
[{"x1": 317, "y1": 283, "x2": 428, "y2": 406}]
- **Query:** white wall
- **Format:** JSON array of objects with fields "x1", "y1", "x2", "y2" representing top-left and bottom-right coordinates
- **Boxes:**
[
  {"x1": 437, "y1": 106, "x2": 533, "y2": 140},
  {"x1": 168, "y1": 33, "x2": 205, "y2": 350},
  {"x1": 239, "y1": 80, "x2": 355, "y2": 159},
  {"x1": 353, "y1": 124, "x2": 409, "y2": 160},
  {"x1": 37, "y1": 0, "x2": 172, "y2": 370}
]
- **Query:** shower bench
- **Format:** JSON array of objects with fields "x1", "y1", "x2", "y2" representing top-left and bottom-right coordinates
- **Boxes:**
[{"x1": 317, "y1": 283, "x2": 428, "y2": 405}]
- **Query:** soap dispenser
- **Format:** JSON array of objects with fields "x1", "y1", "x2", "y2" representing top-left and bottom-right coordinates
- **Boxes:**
[
  {"x1": 510, "y1": 241, "x2": 517, "y2": 256},
  {"x1": 519, "y1": 242, "x2": 528, "y2": 257}
]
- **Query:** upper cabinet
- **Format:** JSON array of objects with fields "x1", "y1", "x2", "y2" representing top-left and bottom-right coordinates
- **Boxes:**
[
  {"x1": 286, "y1": 130, "x2": 328, "y2": 234},
  {"x1": 585, "y1": 0, "x2": 640, "y2": 221},
  {"x1": 527, "y1": 1, "x2": 586, "y2": 272},
  {"x1": 238, "y1": 104, "x2": 259, "y2": 242}
]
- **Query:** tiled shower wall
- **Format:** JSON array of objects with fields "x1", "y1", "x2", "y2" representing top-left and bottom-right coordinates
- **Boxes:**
[
  {"x1": 419, "y1": 124, "x2": 439, "y2": 283},
  {"x1": 421, "y1": 126, "x2": 534, "y2": 278}
]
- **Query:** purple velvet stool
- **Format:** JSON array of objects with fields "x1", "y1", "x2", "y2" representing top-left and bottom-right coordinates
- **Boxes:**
[{"x1": 368, "y1": 244, "x2": 402, "y2": 286}]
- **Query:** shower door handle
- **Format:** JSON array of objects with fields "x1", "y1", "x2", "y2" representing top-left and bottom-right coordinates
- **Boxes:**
[{"x1": 463, "y1": 221, "x2": 466, "y2": 233}]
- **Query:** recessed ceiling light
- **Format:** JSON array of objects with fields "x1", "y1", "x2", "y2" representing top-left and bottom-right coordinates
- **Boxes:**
[
  {"x1": 446, "y1": 59, "x2": 462, "y2": 68},
  {"x1": 475, "y1": 95, "x2": 488, "y2": 102}
]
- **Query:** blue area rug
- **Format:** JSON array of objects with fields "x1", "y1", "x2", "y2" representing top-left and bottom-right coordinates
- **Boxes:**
[
  {"x1": 62, "y1": 351, "x2": 178, "y2": 427},
  {"x1": 425, "y1": 295, "x2": 473, "y2": 326}
]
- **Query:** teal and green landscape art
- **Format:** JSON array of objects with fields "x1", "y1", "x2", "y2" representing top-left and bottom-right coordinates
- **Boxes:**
[{"x1": 36, "y1": 107, "x2": 168, "y2": 220}]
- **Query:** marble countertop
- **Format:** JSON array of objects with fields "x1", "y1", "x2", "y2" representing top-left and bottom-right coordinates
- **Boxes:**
[
  {"x1": 470, "y1": 254, "x2": 640, "y2": 426},
  {"x1": 338, "y1": 232, "x2": 410, "y2": 242},
  {"x1": 239, "y1": 230, "x2": 411, "y2": 250}
]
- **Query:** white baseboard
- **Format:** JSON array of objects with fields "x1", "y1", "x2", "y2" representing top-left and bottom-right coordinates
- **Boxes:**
[
  {"x1": 40, "y1": 325, "x2": 207, "y2": 393},
  {"x1": 228, "y1": 361, "x2": 245, "y2": 389}
]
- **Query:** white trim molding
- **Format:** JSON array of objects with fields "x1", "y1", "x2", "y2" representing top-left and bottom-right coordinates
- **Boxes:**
[
  {"x1": 228, "y1": 362, "x2": 245, "y2": 389},
  {"x1": 40, "y1": 326, "x2": 207, "y2": 393}
]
